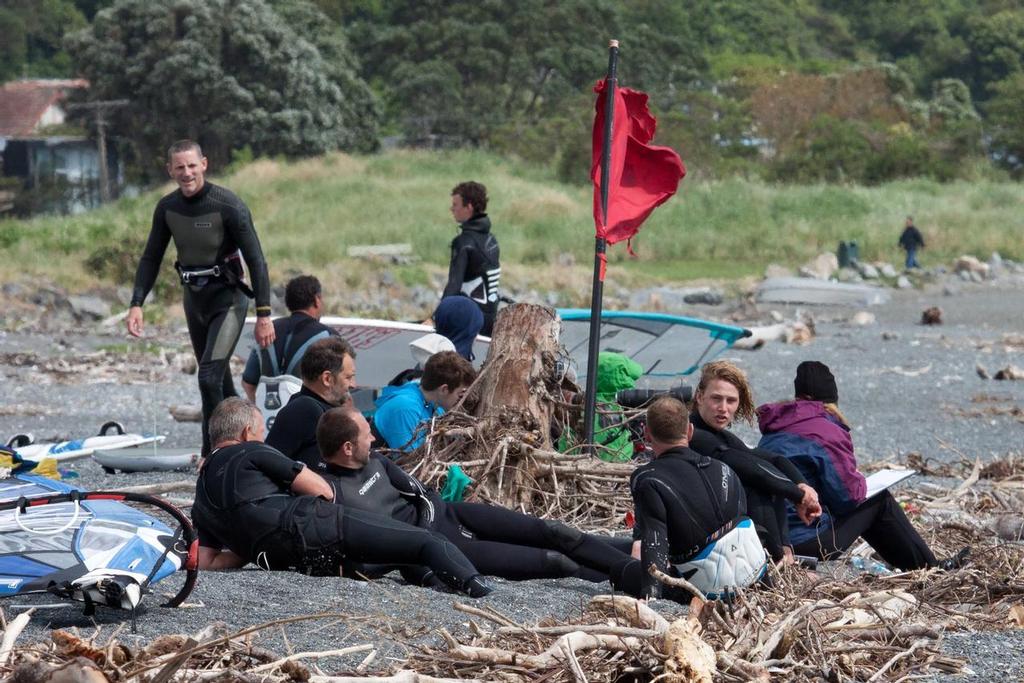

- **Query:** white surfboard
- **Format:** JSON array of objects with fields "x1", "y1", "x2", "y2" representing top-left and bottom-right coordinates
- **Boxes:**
[
  {"x1": 8, "y1": 423, "x2": 165, "y2": 463},
  {"x1": 93, "y1": 446, "x2": 200, "y2": 473}
]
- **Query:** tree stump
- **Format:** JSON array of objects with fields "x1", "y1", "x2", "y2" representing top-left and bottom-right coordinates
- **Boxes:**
[{"x1": 401, "y1": 303, "x2": 634, "y2": 521}]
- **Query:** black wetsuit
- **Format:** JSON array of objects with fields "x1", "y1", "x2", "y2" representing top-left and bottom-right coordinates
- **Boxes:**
[
  {"x1": 442, "y1": 214, "x2": 500, "y2": 336},
  {"x1": 131, "y1": 182, "x2": 272, "y2": 455},
  {"x1": 689, "y1": 412, "x2": 807, "y2": 561},
  {"x1": 265, "y1": 385, "x2": 336, "y2": 468},
  {"x1": 242, "y1": 312, "x2": 335, "y2": 385},
  {"x1": 618, "y1": 446, "x2": 746, "y2": 599},
  {"x1": 316, "y1": 453, "x2": 634, "y2": 582},
  {"x1": 192, "y1": 442, "x2": 486, "y2": 594}
]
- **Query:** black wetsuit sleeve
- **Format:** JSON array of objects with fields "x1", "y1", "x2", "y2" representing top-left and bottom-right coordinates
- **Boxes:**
[
  {"x1": 130, "y1": 203, "x2": 172, "y2": 307},
  {"x1": 631, "y1": 475, "x2": 671, "y2": 599},
  {"x1": 226, "y1": 202, "x2": 272, "y2": 317},
  {"x1": 689, "y1": 429, "x2": 804, "y2": 502},
  {"x1": 750, "y1": 445, "x2": 808, "y2": 486},
  {"x1": 251, "y1": 447, "x2": 305, "y2": 486},
  {"x1": 443, "y1": 235, "x2": 470, "y2": 297}
]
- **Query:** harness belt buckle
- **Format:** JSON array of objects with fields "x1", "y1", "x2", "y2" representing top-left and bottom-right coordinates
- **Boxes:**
[
  {"x1": 180, "y1": 271, "x2": 192, "y2": 284},
  {"x1": 211, "y1": 265, "x2": 221, "y2": 277}
]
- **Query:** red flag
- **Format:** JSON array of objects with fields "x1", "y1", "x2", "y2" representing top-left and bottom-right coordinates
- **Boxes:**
[{"x1": 591, "y1": 80, "x2": 686, "y2": 247}]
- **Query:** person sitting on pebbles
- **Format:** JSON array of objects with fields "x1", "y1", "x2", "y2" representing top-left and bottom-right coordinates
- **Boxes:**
[{"x1": 757, "y1": 361, "x2": 969, "y2": 571}]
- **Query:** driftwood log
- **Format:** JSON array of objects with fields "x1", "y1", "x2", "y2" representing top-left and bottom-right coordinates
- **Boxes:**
[{"x1": 400, "y1": 303, "x2": 634, "y2": 520}]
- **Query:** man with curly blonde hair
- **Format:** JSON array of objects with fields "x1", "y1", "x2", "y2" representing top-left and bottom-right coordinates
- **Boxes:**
[{"x1": 689, "y1": 361, "x2": 821, "y2": 562}]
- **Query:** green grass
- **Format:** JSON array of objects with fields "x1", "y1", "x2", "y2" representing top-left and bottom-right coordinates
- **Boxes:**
[{"x1": 2, "y1": 149, "x2": 1022, "y2": 306}]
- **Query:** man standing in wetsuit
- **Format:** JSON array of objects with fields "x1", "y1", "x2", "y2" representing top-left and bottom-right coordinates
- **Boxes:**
[
  {"x1": 266, "y1": 337, "x2": 356, "y2": 467},
  {"x1": 688, "y1": 361, "x2": 821, "y2": 562},
  {"x1": 621, "y1": 396, "x2": 764, "y2": 599},
  {"x1": 443, "y1": 182, "x2": 500, "y2": 336},
  {"x1": 192, "y1": 397, "x2": 491, "y2": 597},
  {"x1": 314, "y1": 407, "x2": 636, "y2": 583},
  {"x1": 127, "y1": 140, "x2": 274, "y2": 456}
]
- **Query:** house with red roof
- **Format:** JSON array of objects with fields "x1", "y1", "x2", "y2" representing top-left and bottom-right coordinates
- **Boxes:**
[{"x1": 0, "y1": 79, "x2": 120, "y2": 214}]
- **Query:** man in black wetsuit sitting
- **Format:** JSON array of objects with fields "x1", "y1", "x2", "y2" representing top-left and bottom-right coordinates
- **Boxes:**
[
  {"x1": 127, "y1": 139, "x2": 274, "y2": 456},
  {"x1": 266, "y1": 337, "x2": 356, "y2": 468},
  {"x1": 688, "y1": 360, "x2": 821, "y2": 562},
  {"x1": 444, "y1": 181, "x2": 501, "y2": 336},
  {"x1": 192, "y1": 397, "x2": 491, "y2": 597},
  {"x1": 241, "y1": 274, "x2": 336, "y2": 426},
  {"x1": 313, "y1": 406, "x2": 636, "y2": 583},
  {"x1": 618, "y1": 396, "x2": 767, "y2": 599}
]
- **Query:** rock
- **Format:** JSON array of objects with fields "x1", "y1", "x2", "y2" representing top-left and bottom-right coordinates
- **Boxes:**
[
  {"x1": 764, "y1": 263, "x2": 793, "y2": 279},
  {"x1": 881, "y1": 331, "x2": 899, "y2": 341},
  {"x1": 953, "y1": 255, "x2": 990, "y2": 280},
  {"x1": 379, "y1": 270, "x2": 396, "y2": 287},
  {"x1": 67, "y1": 295, "x2": 111, "y2": 321},
  {"x1": 958, "y1": 270, "x2": 972, "y2": 282},
  {"x1": 799, "y1": 252, "x2": 839, "y2": 280},
  {"x1": 969, "y1": 270, "x2": 984, "y2": 283},
  {"x1": 29, "y1": 286, "x2": 70, "y2": 310},
  {"x1": 628, "y1": 286, "x2": 723, "y2": 310},
  {"x1": 850, "y1": 311, "x2": 876, "y2": 326},
  {"x1": 921, "y1": 306, "x2": 943, "y2": 325},
  {"x1": 943, "y1": 285, "x2": 959, "y2": 297},
  {"x1": 994, "y1": 365, "x2": 1024, "y2": 380},
  {"x1": 879, "y1": 263, "x2": 898, "y2": 278},
  {"x1": 896, "y1": 275, "x2": 912, "y2": 289},
  {"x1": 169, "y1": 404, "x2": 202, "y2": 422},
  {"x1": 976, "y1": 364, "x2": 990, "y2": 380},
  {"x1": 857, "y1": 262, "x2": 880, "y2": 279},
  {"x1": 989, "y1": 252, "x2": 1003, "y2": 273},
  {"x1": 1, "y1": 282, "x2": 26, "y2": 298},
  {"x1": 835, "y1": 267, "x2": 863, "y2": 283}
]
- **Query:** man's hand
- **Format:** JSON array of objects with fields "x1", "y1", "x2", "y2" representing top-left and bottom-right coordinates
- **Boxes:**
[
  {"x1": 126, "y1": 306, "x2": 144, "y2": 338},
  {"x1": 254, "y1": 316, "x2": 275, "y2": 348},
  {"x1": 631, "y1": 540, "x2": 641, "y2": 559},
  {"x1": 796, "y1": 483, "x2": 822, "y2": 525}
]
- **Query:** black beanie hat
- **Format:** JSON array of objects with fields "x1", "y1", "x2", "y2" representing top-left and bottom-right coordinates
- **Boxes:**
[{"x1": 794, "y1": 361, "x2": 838, "y2": 403}]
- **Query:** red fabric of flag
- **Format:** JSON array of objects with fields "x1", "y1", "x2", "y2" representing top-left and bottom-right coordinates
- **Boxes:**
[{"x1": 591, "y1": 80, "x2": 686, "y2": 246}]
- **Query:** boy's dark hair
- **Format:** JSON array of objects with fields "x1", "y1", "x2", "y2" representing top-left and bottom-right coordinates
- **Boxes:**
[
  {"x1": 420, "y1": 350, "x2": 476, "y2": 392},
  {"x1": 299, "y1": 337, "x2": 355, "y2": 381},
  {"x1": 316, "y1": 407, "x2": 360, "y2": 459},
  {"x1": 451, "y1": 181, "x2": 488, "y2": 214},
  {"x1": 646, "y1": 396, "x2": 689, "y2": 443},
  {"x1": 285, "y1": 275, "x2": 322, "y2": 312}
]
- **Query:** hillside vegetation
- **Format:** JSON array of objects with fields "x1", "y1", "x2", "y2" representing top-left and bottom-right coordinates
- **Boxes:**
[{"x1": 1, "y1": 150, "x2": 1020, "y2": 310}]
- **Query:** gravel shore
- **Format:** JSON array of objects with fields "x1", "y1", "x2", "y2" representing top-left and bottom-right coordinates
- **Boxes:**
[{"x1": 1, "y1": 274, "x2": 1022, "y2": 679}]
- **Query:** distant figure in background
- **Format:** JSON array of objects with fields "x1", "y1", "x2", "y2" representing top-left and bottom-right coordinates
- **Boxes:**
[
  {"x1": 757, "y1": 361, "x2": 968, "y2": 571},
  {"x1": 127, "y1": 139, "x2": 274, "y2": 456},
  {"x1": 898, "y1": 216, "x2": 925, "y2": 270},
  {"x1": 434, "y1": 295, "x2": 484, "y2": 359},
  {"x1": 241, "y1": 275, "x2": 336, "y2": 428},
  {"x1": 444, "y1": 181, "x2": 501, "y2": 336}
]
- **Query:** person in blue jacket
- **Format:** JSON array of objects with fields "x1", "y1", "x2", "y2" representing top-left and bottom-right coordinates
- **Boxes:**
[
  {"x1": 757, "y1": 361, "x2": 968, "y2": 571},
  {"x1": 374, "y1": 351, "x2": 475, "y2": 451}
]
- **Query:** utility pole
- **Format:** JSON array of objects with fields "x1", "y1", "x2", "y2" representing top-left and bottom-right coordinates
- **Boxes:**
[{"x1": 67, "y1": 100, "x2": 128, "y2": 203}]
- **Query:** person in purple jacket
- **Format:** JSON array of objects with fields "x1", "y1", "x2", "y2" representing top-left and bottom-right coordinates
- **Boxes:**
[{"x1": 757, "y1": 361, "x2": 968, "y2": 571}]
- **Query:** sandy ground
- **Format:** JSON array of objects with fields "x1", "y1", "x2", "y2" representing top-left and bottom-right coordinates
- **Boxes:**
[{"x1": 1, "y1": 274, "x2": 1023, "y2": 679}]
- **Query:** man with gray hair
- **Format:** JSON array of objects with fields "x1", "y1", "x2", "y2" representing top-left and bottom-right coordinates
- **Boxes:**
[{"x1": 192, "y1": 397, "x2": 492, "y2": 596}]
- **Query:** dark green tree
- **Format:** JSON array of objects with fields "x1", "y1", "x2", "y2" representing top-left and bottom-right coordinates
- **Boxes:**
[
  {"x1": 65, "y1": 0, "x2": 379, "y2": 178},
  {"x1": 985, "y1": 73, "x2": 1024, "y2": 175},
  {"x1": 0, "y1": 0, "x2": 87, "y2": 81}
]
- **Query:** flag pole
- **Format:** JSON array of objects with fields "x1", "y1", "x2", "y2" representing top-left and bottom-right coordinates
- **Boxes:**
[{"x1": 583, "y1": 39, "x2": 619, "y2": 455}]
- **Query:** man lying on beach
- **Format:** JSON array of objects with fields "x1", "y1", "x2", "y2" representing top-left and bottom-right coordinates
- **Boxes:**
[
  {"x1": 313, "y1": 406, "x2": 636, "y2": 583},
  {"x1": 191, "y1": 397, "x2": 492, "y2": 597}
]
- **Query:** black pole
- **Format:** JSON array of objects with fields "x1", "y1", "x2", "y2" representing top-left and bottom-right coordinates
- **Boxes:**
[{"x1": 583, "y1": 39, "x2": 619, "y2": 455}]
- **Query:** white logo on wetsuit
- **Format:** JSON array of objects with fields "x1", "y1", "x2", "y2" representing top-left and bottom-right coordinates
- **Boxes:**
[
  {"x1": 358, "y1": 472, "x2": 380, "y2": 495},
  {"x1": 194, "y1": 221, "x2": 212, "y2": 229},
  {"x1": 721, "y1": 468, "x2": 729, "y2": 501}
]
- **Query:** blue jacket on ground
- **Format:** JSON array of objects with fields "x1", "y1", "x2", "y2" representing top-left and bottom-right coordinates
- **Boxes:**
[{"x1": 373, "y1": 381, "x2": 442, "y2": 451}]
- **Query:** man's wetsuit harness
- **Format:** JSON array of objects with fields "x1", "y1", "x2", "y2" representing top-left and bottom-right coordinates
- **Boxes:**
[
  {"x1": 689, "y1": 411, "x2": 808, "y2": 561},
  {"x1": 131, "y1": 182, "x2": 271, "y2": 314},
  {"x1": 621, "y1": 446, "x2": 749, "y2": 598},
  {"x1": 443, "y1": 214, "x2": 500, "y2": 336},
  {"x1": 266, "y1": 385, "x2": 337, "y2": 468},
  {"x1": 191, "y1": 442, "x2": 490, "y2": 596},
  {"x1": 130, "y1": 182, "x2": 272, "y2": 455},
  {"x1": 243, "y1": 312, "x2": 335, "y2": 385},
  {"x1": 316, "y1": 453, "x2": 634, "y2": 582}
]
